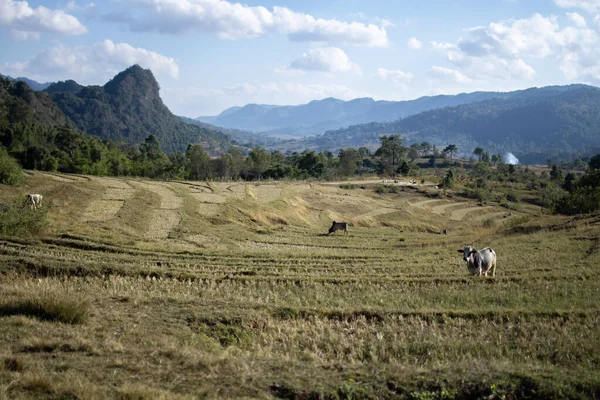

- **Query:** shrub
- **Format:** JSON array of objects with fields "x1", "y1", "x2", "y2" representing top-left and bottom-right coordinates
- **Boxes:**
[
  {"x1": 461, "y1": 188, "x2": 491, "y2": 204},
  {"x1": 506, "y1": 192, "x2": 521, "y2": 203},
  {"x1": 0, "y1": 147, "x2": 24, "y2": 186},
  {"x1": 440, "y1": 169, "x2": 455, "y2": 189},
  {"x1": 539, "y1": 185, "x2": 568, "y2": 209},
  {"x1": 0, "y1": 202, "x2": 47, "y2": 237},
  {"x1": 555, "y1": 186, "x2": 600, "y2": 215},
  {"x1": 375, "y1": 185, "x2": 400, "y2": 194},
  {"x1": 0, "y1": 292, "x2": 90, "y2": 324},
  {"x1": 339, "y1": 184, "x2": 357, "y2": 190}
]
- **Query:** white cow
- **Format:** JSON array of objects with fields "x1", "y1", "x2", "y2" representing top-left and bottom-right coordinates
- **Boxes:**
[
  {"x1": 458, "y1": 246, "x2": 497, "y2": 277},
  {"x1": 27, "y1": 194, "x2": 43, "y2": 210}
]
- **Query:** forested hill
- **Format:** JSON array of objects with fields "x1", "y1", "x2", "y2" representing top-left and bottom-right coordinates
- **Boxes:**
[
  {"x1": 0, "y1": 74, "x2": 52, "y2": 91},
  {"x1": 275, "y1": 85, "x2": 600, "y2": 159},
  {"x1": 195, "y1": 85, "x2": 590, "y2": 137},
  {"x1": 0, "y1": 78, "x2": 74, "y2": 129},
  {"x1": 47, "y1": 65, "x2": 232, "y2": 154}
]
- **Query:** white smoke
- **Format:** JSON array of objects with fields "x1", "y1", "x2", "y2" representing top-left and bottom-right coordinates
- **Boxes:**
[{"x1": 503, "y1": 152, "x2": 519, "y2": 165}]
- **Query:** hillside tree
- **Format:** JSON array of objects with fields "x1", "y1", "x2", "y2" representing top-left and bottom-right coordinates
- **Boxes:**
[
  {"x1": 444, "y1": 144, "x2": 458, "y2": 162},
  {"x1": 375, "y1": 135, "x2": 406, "y2": 178}
]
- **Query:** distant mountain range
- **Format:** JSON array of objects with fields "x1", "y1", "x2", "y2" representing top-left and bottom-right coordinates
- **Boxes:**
[
  {"x1": 3, "y1": 67, "x2": 600, "y2": 162},
  {"x1": 195, "y1": 86, "x2": 591, "y2": 138},
  {"x1": 268, "y1": 85, "x2": 600, "y2": 163}
]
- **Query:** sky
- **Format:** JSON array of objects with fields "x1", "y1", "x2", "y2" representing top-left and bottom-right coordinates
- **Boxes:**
[{"x1": 2, "y1": 0, "x2": 600, "y2": 118}]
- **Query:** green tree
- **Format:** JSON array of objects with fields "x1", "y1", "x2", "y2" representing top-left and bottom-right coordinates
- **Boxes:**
[
  {"x1": 589, "y1": 154, "x2": 600, "y2": 170},
  {"x1": 481, "y1": 151, "x2": 491, "y2": 163},
  {"x1": 358, "y1": 147, "x2": 371, "y2": 158},
  {"x1": 473, "y1": 147, "x2": 484, "y2": 161},
  {"x1": 443, "y1": 144, "x2": 458, "y2": 162},
  {"x1": 550, "y1": 165, "x2": 564, "y2": 183},
  {"x1": 185, "y1": 144, "x2": 211, "y2": 180},
  {"x1": 248, "y1": 146, "x2": 270, "y2": 180},
  {"x1": 338, "y1": 148, "x2": 361, "y2": 177},
  {"x1": 563, "y1": 172, "x2": 577, "y2": 193},
  {"x1": 441, "y1": 168, "x2": 456, "y2": 188},
  {"x1": 375, "y1": 135, "x2": 406, "y2": 178},
  {"x1": 420, "y1": 142, "x2": 432, "y2": 156},
  {"x1": 227, "y1": 147, "x2": 245, "y2": 180},
  {"x1": 0, "y1": 147, "x2": 24, "y2": 185},
  {"x1": 408, "y1": 145, "x2": 420, "y2": 162}
]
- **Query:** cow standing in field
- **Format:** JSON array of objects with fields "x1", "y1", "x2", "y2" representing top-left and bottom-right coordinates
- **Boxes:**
[
  {"x1": 27, "y1": 194, "x2": 43, "y2": 210},
  {"x1": 458, "y1": 246, "x2": 497, "y2": 277},
  {"x1": 328, "y1": 221, "x2": 349, "y2": 235}
]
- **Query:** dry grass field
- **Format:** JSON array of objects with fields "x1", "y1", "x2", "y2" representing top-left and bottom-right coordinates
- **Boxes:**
[{"x1": 1, "y1": 171, "x2": 600, "y2": 399}]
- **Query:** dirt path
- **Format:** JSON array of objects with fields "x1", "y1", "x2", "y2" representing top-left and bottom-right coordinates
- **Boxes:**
[
  {"x1": 409, "y1": 199, "x2": 445, "y2": 208},
  {"x1": 431, "y1": 202, "x2": 467, "y2": 215},
  {"x1": 449, "y1": 206, "x2": 493, "y2": 221},
  {"x1": 353, "y1": 207, "x2": 400, "y2": 221}
]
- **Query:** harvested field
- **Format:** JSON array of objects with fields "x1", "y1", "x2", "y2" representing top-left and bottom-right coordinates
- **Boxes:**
[
  {"x1": 449, "y1": 205, "x2": 493, "y2": 220},
  {"x1": 145, "y1": 209, "x2": 180, "y2": 239},
  {"x1": 82, "y1": 199, "x2": 125, "y2": 222},
  {"x1": 1, "y1": 172, "x2": 599, "y2": 399}
]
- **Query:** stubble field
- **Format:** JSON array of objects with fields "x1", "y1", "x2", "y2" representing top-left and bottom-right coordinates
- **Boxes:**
[{"x1": 1, "y1": 171, "x2": 599, "y2": 399}]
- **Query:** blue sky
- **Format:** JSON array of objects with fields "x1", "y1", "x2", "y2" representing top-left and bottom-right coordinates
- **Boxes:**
[{"x1": 2, "y1": 0, "x2": 600, "y2": 117}]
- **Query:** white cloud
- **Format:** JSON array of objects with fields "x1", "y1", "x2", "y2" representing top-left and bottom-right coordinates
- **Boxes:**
[
  {"x1": 114, "y1": 0, "x2": 389, "y2": 47},
  {"x1": 555, "y1": 0, "x2": 600, "y2": 13},
  {"x1": 2, "y1": 40, "x2": 179, "y2": 83},
  {"x1": 377, "y1": 68, "x2": 414, "y2": 88},
  {"x1": 567, "y1": 11, "x2": 588, "y2": 27},
  {"x1": 0, "y1": 0, "x2": 87, "y2": 39},
  {"x1": 163, "y1": 81, "x2": 373, "y2": 116},
  {"x1": 286, "y1": 47, "x2": 361, "y2": 74},
  {"x1": 407, "y1": 37, "x2": 422, "y2": 49},
  {"x1": 428, "y1": 66, "x2": 472, "y2": 83},
  {"x1": 64, "y1": 1, "x2": 96, "y2": 13},
  {"x1": 427, "y1": 13, "x2": 600, "y2": 83}
]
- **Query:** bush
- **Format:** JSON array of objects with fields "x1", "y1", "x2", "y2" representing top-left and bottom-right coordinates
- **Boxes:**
[
  {"x1": 0, "y1": 147, "x2": 25, "y2": 186},
  {"x1": 0, "y1": 202, "x2": 47, "y2": 237},
  {"x1": 0, "y1": 291, "x2": 90, "y2": 324},
  {"x1": 339, "y1": 184, "x2": 357, "y2": 190},
  {"x1": 539, "y1": 185, "x2": 567, "y2": 209},
  {"x1": 555, "y1": 186, "x2": 600, "y2": 215},
  {"x1": 440, "y1": 169, "x2": 455, "y2": 189},
  {"x1": 461, "y1": 188, "x2": 492, "y2": 204},
  {"x1": 375, "y1": 185, "x2": 400, "y2": 194}
]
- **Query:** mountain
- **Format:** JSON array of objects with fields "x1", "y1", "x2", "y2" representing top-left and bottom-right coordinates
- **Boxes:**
[
  {"x1": 0, "y1": 77, "x2": 74, "y2": 128},
  {"x1": 46, "y1": 65, "x2": 232, "y2": 154},
  {"x1": 44, "y1": 80, "x2": 84, "y2": 95},
  {"x1": 0, "y1": 74, "x2": 53, "y2": 91},
  {"x1": 178, "y1": 116, "x2": 283, "y2": 147},
  {"x1": 269, "y1": 85, "x2": 600, "y2": 162},
  {"x1": 194, "y1": 90, "x2": 547, "y2": 137},
  {"x1": 197, "y1": 85, "x2": 593, "y2": 138}
]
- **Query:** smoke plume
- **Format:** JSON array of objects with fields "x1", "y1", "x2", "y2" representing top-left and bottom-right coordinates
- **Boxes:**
[{"x1": 503, "y1": 152, "x2": 519, "y2": 165}]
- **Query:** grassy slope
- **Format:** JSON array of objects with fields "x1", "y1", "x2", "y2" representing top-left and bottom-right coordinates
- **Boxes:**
[{"x1": 1, "y1": 172, "x2": 599, "y2": 399}]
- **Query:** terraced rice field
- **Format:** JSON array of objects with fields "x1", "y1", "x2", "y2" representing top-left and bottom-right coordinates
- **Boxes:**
[{"x1": 1, "y1": 172, "x2": 599, "y2": 399}]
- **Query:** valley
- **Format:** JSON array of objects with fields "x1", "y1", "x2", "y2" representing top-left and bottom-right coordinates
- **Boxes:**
[{"x1": 1, "y1": 172, "x2": 599, "y2": 398}]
